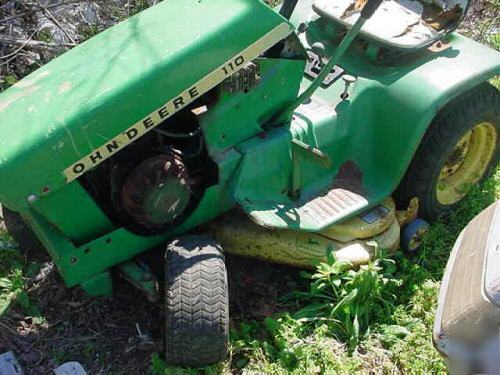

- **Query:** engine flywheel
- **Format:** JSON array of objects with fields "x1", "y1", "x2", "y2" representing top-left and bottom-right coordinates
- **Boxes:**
[{"x1": 120, "y1": 153, "x2": 193, "y2": 230}]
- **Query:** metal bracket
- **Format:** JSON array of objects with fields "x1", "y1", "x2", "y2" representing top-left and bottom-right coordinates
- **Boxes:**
[
  {"x1": 290, "y1": 138, "x2": 332, "y2": 199},
  {"x1": 119, "y1": 261, "x2": 159, "y2": 303},
  {"x1": 292, "y1": 139, "x2": 332, "y2": 167}
]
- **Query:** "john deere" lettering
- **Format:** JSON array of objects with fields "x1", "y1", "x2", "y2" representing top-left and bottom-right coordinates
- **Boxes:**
[{"x1": 63, "y1": 23, "x2": 292, "y2": 182}]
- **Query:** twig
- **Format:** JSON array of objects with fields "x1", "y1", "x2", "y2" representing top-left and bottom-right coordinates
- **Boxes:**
[
  {"x1": 36, "y1": 0, "x2": 77, "y2": 44},
  {"x1": 0, "y1": 0, "x2": 79, "y2": 24},
  {"x1": 0, "y1": 28, "x2": 40, "y2": 60},
  {"x1": 0, "y1": 34, "x2": 76, "y2": 51},
  {"x1": 0, "y1": 53, "x2": 18, "y2": 67}
]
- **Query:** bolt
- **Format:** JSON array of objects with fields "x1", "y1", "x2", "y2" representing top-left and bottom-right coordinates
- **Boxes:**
[{"x1": 340, "y1": 74, "x2": 357, "y2": 100}]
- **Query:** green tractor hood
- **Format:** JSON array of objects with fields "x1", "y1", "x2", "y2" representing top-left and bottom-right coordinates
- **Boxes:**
[{"x1": 0, "y1": 0, "x2": 292, "y2": 209}]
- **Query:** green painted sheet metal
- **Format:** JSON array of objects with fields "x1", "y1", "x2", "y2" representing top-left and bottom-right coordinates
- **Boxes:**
[
  {"x1": 201, "y1": 57, "x2": 306, "y2": 155},
  {"x1": 25, "y1": 186, "x2": 227, "y2": 287},
  {"x1": 0, "y1": 0, "x2": 289, "y2": 210},
  {"x1": 30, "y1": 182, "x2": 114, "y2": 244},
  {"x1": 306, "y1": 33, "x2": 500, "y2": 205},
  {"x1": 2, "y1": 0, "x2": 500, "y2": 293},
  {"x1": 232, "y1": 19, "x2": 500, "y2": 231}
]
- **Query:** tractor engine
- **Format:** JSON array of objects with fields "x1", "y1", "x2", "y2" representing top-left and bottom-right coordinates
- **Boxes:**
[{"x1": 80, "y1": 107, "x2": 217, "y2": 235}]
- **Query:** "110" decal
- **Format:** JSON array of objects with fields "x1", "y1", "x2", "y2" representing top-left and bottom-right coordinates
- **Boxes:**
[{"x1": 222, "y1": 55, "x2": 245, "y2": 75}]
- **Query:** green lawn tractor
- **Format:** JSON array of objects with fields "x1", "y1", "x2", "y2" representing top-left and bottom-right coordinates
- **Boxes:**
[{"x1": 0, "y1": 0, "x2": 499, "y2": 367}]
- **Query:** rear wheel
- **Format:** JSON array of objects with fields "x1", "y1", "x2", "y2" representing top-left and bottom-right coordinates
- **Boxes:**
[
  {"x1": 395, "y1": 83, "x2": 499, "y2": 221},
  {"x1": 164, "y1": 235, "x2": 229, "y2": 367}
]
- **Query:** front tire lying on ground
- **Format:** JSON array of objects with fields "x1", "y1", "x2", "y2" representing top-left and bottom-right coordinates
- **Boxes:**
[
  {"x1": 164, "y1": 235, "x2": 229, "y2": 367},
  {"x1": 395, "y1": 82, "x2": 500, "y2": 221}
]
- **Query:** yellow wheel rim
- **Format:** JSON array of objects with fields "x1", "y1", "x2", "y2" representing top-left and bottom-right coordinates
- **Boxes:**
[
  {"x1": 408, "y1": 226, "x2": 429, "y2": 251},
  {"x1": 436, "y1": 122, "x2": 497, "y2": 205}
]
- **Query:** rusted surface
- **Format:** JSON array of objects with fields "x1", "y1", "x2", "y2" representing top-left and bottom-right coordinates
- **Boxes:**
[
  {"x1": 281, "y1": 160, "x2": 366, "y2": 229},
  {"x1": 323, "y1": 198, "x2": 396, "y2": 242},
  {"x1": 244, "y1": 160, "x2": 368, "y2": 231},
  {"x1": 120, "y1": 153, "x2": 192, "y2": 230},
  {"x1": 206, "y1": 210, "x2": 400, "y2": 269},
  {"x1": 396, "y1": 197, "x2": 420, "y2": 227},
  {"x1": 332, "y1": 160, "x2": 363, "y2": 192},
  {"x1": 428, "y1": 39, "x2": 451, "y2": 53}
]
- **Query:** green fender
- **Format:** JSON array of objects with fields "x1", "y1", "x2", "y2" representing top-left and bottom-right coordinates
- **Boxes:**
[
  {"x1": 350, "y1": 34, "x2": 500, "y2": 197},
  {"x1": 230, "y1": 32, "x2": 500, "y2": 231}
]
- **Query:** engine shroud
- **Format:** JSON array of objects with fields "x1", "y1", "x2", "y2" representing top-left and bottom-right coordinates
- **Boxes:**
[{"x1": 120, "y1": 153, "x2": 194, "y2": 232}]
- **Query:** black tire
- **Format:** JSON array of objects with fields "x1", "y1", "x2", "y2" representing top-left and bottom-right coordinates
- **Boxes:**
[
  {"x1": 1, "y1": 206, "x2": 45, "y2": 256},
  {"x1": 395, "y1": 82, "x2": 500, "y2": 221},
  {"x1": 164, "y1": 235, "x2": 229, "y2": 367}
]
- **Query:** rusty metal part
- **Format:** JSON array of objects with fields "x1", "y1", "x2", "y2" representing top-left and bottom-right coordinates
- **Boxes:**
[
  {"x1": 332, "y1": 160, "x2": 364, "y2": 192},
  {"x1": 396, "y1": 197, "x2": 420, "y2": 227},
  {"x1": 223, "y1": 62, "x2": 261, "y2": 94},
  {"x1": 436, "y1": 122, "x2": 497, "y2": 206},
  {"x1": 120, "y1": 153, "x2": 193, "y2": 230},
  {"x1": 292, "y1": 138, "x2": 332, "y2": 166},
  {"x1": 428, "y1": 39, "x2": 451, "y2": 53}
]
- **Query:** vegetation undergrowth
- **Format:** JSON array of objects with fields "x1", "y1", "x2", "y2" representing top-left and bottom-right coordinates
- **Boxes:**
[
  {"x1": 233, "y1": 169, "x2": 498, "y2": 374},
  {"x1": 0, "y1": 235, "x2": 27, "y2": 315},
  {"x1": 3, "y1": 168, "x2": 497, "y2": 375},
  {"x1": 290, "y1": 253, "x2": 400, "y2": 351},
  {"x1": 148, "y1": 168, "x2": 499, "y2": 374}
]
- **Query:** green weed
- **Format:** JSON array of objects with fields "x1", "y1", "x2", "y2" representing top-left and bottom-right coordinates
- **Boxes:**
[
  {"x1": 150, "y1": 352, "x2": 227, "y2": 374},
  {"x1": 291, "y1": 252, "x2": 400, "y2": 350},
  {"x1": 0, "y1": 237, "x2": 29, "y2": 315},
  {"x1": 218, "y1": 168, "x2": 499, "y2": 374}
]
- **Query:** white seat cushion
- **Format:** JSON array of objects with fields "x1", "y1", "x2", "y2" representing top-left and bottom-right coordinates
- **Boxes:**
[{"x1": 313, "y1": 0, "x2": 440, "y2": 49}]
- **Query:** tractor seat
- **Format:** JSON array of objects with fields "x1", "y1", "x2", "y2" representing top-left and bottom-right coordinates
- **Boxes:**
[{"x1": 312, "y1": 0, "x2": 466, "y2": 50}]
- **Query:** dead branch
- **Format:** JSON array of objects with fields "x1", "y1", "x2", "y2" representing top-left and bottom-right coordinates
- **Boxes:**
[
  {"x1": 0, "y1": 34, "x2": 76, "y2": 52},
  {"x1": 0, "y1": 0, "x2": 80, "y2": 24},
  {"x1": 0, "y1": 28, "x2": 40, "y2": 60},
  {"x1": 36, "y1": 0, "x2": 77, "y2": 44}
]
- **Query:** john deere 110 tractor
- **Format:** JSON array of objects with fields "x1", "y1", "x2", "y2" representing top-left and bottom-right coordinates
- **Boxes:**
[{"x1": 0, "y1": 0, "x2": 498, "y2": 366}]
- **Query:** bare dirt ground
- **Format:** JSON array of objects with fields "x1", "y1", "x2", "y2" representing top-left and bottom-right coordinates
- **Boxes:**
[
  {"x1": 0, "y1": 247, "x2": 300, "y2": 374},
  {"x1": 1, "y1": 261, "x2": 162, "y2": 374}
]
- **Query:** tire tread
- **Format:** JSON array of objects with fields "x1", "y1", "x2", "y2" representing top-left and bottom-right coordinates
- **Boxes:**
[{"x1": 164, "y1": 235, "x2": 229, "y2": 367}]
